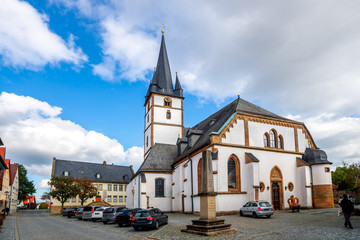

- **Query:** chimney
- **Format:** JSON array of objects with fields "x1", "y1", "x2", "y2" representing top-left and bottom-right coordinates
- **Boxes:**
[{"x1": 103, "y1": 161, "x2": 106, "y2": 166}]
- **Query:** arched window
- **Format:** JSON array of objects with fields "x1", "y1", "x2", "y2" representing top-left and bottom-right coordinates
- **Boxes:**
[
  {"x1": 278, "y1": 135, "x2": 284, "y2": 149},
  {"x1": 270, "y1": 130, "x2": 276, "y2": 148},
  {"x1": 155, "y1": 178, "x2": 164, "y2": 197},
  {"x1": 228, "y1": 155, "x2": 241, "y2": 191},
  {"x1": 197, "y1": 158, "x2": 202, "y2": 193},
  {"x1": 264, "y1": 133, "x2": 269, "y2": 147}
]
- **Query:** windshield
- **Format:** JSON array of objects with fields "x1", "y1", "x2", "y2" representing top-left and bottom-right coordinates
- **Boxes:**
[
  {"x1": 104, "y1": 208, "x2": 114, "y2": 213},
  {"x1": 259, "y1": 202, "x2": 271, "y2": 207},
  {"x1": 83, "y1": 206, "x2": 93, "y2": 211},
  {"x1": 134, "y1": 211, "x2": 150, "y2": 217}
]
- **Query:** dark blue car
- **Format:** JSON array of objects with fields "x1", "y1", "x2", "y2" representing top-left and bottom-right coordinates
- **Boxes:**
[{"x1": 131, "y1": 208, "x2": 168, "y2": 230}]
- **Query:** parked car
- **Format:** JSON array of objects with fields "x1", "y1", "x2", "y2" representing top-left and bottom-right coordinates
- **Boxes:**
[
  {"x1": 92, "y1": 207, "x2": 110, "y2": 222},
  {"x1": 116, "y1": 208, "x2": 142, "y2": 227},
  {"x1": 240, "y1": 201, "x2": 274, "y2": 218},
  {"x1": 82, "y1": 205, "x2": 102, "y2": 221},
  {"x1": 61, "y1": 208, "x2": 69, "y2": 216},
  {"x1": 74, "y1": 208, "x2": 84, "y2": 220},
  {"x1": 339, "y1": 195, "x2": 356, "y2": 204},
  {"x1": 66, "y1": 208, "x2": 77, "y2": 218},
  {"x1": 102, "y1": 207, "x2": 127, "y2": 224},
  {"x1": 131, "y1": 208, "x2": 168, "y2": 230}
]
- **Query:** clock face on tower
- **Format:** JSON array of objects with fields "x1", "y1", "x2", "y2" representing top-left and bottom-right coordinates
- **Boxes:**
[
  {"x1": 164, "y1": 97, "x2": 172, "y2": 106},
  {"x1": 164, "y1": 97, "x2": 172, "y2": 102}
]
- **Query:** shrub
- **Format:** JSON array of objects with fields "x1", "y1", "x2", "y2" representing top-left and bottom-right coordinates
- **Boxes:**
[{"x1": 39, "y1": 203, "x2": 49, "y2": 209}]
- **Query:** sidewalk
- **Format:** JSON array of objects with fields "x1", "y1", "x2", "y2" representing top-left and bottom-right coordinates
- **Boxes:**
[{"x1": 0, "y1": 214, "x2": 16, "y2": 240}]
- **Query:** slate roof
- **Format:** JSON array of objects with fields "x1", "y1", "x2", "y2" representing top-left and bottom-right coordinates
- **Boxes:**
[
  {"x1": 10, "y1": 164, "x2": 18, "y2": 185},
  {"x1": 302, "y1": 148, "x2": 332, "y2": 165},
  {"x1": 136, "y1": 143, "x2": 178, "y2": 174},
  {"x1": 53, "y1": 159, "x2": 134, "y2": 183},
  {"x1": 145, "y1": 33, "x2": 183, "y2": 104},
  {"x1": 176, "y1": 97, "x2": 299, "y2": 162}
]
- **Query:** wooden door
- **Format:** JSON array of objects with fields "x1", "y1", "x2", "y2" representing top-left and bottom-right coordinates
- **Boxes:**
[
  {"x1": 181, "y1": 194, "x2": 185, "y2": 213},
  {"x1": 272, "y1": 182, "x2": 280, "y2": 210}
]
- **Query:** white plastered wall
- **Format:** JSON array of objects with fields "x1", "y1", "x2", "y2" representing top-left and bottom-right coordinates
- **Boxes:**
[
  {"x1": 153, "y1": 95, "x2": 182, "y2": 108},
  {"x1": 153, "y1": 125, "x2": 182, "y2": 145},
  {"x1": 143, "y1": 173, "x2": 172, "y2": 211},
  {"x1": 222, "y1": 119, "x2": 245, "y2": 145},
  {"x1": 312, "y1": 164, "x2": 332, "y2": 185},
  {"x1": 248, "y1": 122, "x2": 296, "y2": 151}
]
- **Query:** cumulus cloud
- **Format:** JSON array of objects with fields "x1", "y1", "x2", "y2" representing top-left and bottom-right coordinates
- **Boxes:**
[
  {"x1": 0, "y1": 0, "x2": 87, "y2": 69},
  {"x1": 0, "y1": 92, "x2": 143, "y2": 177},
  {"x1": 38, "y1": 179, "x2": 50, "y2": 189}
]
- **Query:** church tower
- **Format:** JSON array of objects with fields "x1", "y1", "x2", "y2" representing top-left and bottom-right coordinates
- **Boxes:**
[{"x1": 144, "y1": 30, "x2": 184, "y2": 157}]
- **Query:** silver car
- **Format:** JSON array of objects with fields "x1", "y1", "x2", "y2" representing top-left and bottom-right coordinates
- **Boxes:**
[
  {"x1": 102, "y1": 207, "x2": 126, "y2": 224},
  {"x1": 82, "y1": 205, "x2": 101, "y2": 221},
  {"x1": 240, "y1": 201, "x2": 274, "y2": 218}
]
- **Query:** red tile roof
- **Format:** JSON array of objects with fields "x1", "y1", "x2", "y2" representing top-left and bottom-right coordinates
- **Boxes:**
[{"x1": 10, "y1": 164, "x2": 18, "y2": 185}]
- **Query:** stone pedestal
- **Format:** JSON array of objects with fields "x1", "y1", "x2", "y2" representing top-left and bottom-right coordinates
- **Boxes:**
[{"x1": 181, "y1": 150, "x2": 235, "y2": 236}]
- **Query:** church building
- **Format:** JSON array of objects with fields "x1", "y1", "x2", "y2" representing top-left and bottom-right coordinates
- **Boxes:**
[{"x1": 126, "y1": 31, "x2": 334, "y2": 214}]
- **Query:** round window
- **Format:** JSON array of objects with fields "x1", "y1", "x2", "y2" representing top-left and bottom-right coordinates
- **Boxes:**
[
  {"x1": 288, "y1": 182, "x2": 294, "y2": 192},
  {"x1": 259, "y1": 182, "x2": 265, "y2": 192}
]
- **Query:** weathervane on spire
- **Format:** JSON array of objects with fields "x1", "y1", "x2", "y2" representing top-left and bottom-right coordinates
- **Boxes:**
[{"x1": 161, "y1": 24, "x2": 165, "y2": 34}]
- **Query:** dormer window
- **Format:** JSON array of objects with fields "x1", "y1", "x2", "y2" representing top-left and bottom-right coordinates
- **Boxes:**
[
  {"x1": 64, "y1": 171, "x2": 69, "y2": 177},
  {"x1": 164, "y1": 97, "x2": 172, "y2": 107},
  {"x1": 96, "y1": 173, "x2": 101, "y2": 179}
]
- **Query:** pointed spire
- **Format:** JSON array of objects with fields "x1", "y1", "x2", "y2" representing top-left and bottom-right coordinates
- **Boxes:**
[
  {"x1": 174, "y1": 72, "x2": 183, "y2": 97},
  {"x1": 145, "y1": 29, "x2": 184, "y2": 104}
]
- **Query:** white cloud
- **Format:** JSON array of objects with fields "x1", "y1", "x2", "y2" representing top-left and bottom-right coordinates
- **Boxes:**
[
  {"x1": 0, "y1": 92, "x2": 143, "y2": 177},
  {"x1": 0, "y1": 0, "x2": 87, "y2": 69},
  {"x1": 38, "y1": 179, "x2": 50, "y2": 189}
]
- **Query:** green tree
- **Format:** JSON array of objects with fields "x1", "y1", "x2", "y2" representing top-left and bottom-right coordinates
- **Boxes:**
[
  {"x1": 332, "y1": 166, "x2": 349, "y2": 190},
  {"x1": 48, "y1": 176, "x2": 77, "y2": 212},
  {"x1": 74, "y1": 178, "x2": 98, "y2": 206},
  {"x1": 40, "y1": 192, "x2": 50, "y2": 201},
  {"x1": 347, "y1": 163, "x2": 360, "y2": 193},
  {"x1": 17, "y1": 164, "x2": 36, "y2": 203}
]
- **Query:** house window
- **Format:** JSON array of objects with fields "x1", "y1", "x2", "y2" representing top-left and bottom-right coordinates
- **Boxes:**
[
  {"x1": 64, "y1": 171, "x2": 69, "y2": 177},
  {"x1": 325, "y1": 167, "x2": 330, "y2": 173},
  {"x1": 278, "y1": 135, "x2": 284, "y2": 149},
  {"x1": 96, "y1": 173, "x2": 101, "y2": 179},
  {"x1": 119, "y1": 196, "x2": 123, "y2": 202},
  {"x1": 99, "y1": 184, "x2": 103, "y2": 191},
  {"x1": 120, "y1": 185, "x2": 123, "y2": 191},
  {"x1": 114, "y1": 185, "x2": 118, "y2": 191},
  {"x1": 155, "y1": 178, "x2": 165, "y2": 197},
  {"x1": 107, "y1": 196, "x2": 112, "y2": 202},
  {"x1": 113, "y1": 196, "x2": 117, "y2": 202},
  {"x1": 95, "y1": 184, "x2": 98, "y2": 190},
  {"x1": 270, "y1": 130, "x2": 276, "y2": 148},
  {"x1": 228, "y1": 158, "x2": 236, "y2": 189},
  {"x1": 166, "y1": 110, "x2": 171, "y2": 119},
  {"x1": 227, "y1": 155, "x2": 241, "y2": 191},
  {"x1": 263, "y1": 134, "x2": 269, "y2": 147},
  {"x1": 108, "y1": 184, "x2": 112, "y2": 191}
]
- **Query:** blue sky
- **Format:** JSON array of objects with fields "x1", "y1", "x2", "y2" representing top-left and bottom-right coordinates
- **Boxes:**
[{"x1": 1, "y1": 0, "x2": 360, "y2": 201}]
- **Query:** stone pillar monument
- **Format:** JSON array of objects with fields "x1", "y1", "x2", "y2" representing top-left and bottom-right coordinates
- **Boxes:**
[{"x1": 182, "y1": 150, "x2": 235, "y2": 236}]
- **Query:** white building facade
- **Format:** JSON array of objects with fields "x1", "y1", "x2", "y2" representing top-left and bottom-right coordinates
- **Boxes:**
[{"x1": 126, "y1": 32, "x2": 334, "y2": 214}]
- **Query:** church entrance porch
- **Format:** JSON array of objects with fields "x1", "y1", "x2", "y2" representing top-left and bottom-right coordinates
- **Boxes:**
[{"x1": 270, "y1": 166, "x2": 284, "y2": 210}]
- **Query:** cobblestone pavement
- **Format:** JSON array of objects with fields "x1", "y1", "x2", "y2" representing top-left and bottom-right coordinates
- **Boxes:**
[{"x1": 1, "y1": 208, "x2": 359, "y2": 240}]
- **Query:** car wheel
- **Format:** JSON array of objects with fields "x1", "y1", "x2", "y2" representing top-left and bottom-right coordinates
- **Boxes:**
[
  {"x1": 252, "y1": 212, "x2": 257, "y2": 218},
  {"x1": 154, "y1": 221, "x2": 159, "y2": 229},
  {"x1": 103, "y1": 221, "x2": 108, "y2": 224},
  {"x1": 133, "y1": 227, "x2": 139, "y2": 231},
  {"x1": 266, "y1": 215, "x2": 271, "y2": 218},
  {"x1": 240, "y1": 211, "x2": 244, "y2": 216}
]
